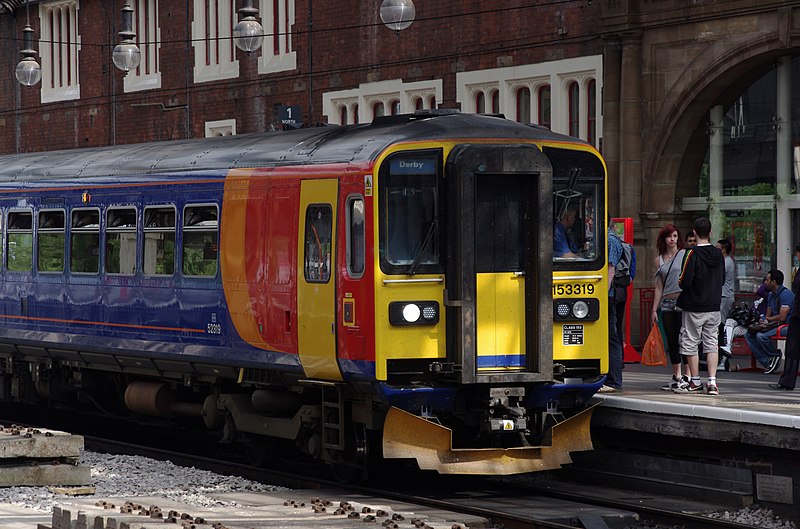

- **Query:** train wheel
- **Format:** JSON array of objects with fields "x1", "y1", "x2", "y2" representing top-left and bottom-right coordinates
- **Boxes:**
[{"x1": 328, "y1": 422, "x2": 368, "y2": 483}]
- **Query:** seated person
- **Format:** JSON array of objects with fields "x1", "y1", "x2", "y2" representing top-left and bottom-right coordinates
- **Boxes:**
[
  {"x1": 554, "y1": 207, "x2": 579, "y2": 258},
  {"x1": 721, "y1": 277, "x2": 769, "y2": 355},
  {"x1": 744, "y1": 269, "x2": 793, "y2": 374}
]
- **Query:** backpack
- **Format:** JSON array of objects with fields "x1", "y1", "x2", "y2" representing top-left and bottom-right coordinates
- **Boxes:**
[{"x1": 612, "y1": 234, "x2": 636, "y2": 288}]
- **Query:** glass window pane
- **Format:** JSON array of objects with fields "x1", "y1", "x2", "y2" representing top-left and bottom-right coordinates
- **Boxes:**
[
  {"x1": 7, "y1": 211, "x2": 33, "y2": 271},
  {"x1": 516, "y1": 87, "x2": 531, "y2": 123},
  {"x1": 380, "y1": 155, "x2": 441, "y2": 273},
  {"x1": 348, "y1": 198, "x2": 365, "y2": 276},
  {"x1": 39, "y1": 233, "x2": 65, "y2": 272},
  {"x1": 476, "y1": 175, "x2": 529, "y2": 273},
  {"x1": 106, "y1": 208, "x2": 137, "y2": 275},
  {"x1": 538, "y1": 85, "x2": 551, "y2": 129},
  {"x1": 304, "y1": 205, "x2": 333, "y2": 283},
  {"x1": 476, "y1": 92, "x2": 485, "y2": 114},
  {"x1": 182, "y1": 205, "x2": 218, "y2": 277},
  {"x1": 717, "y1": 208, "x2": 774, "y2": 294},
  {"x1": 71, "y1": 233, "x2": 100, "y2": 273},
  {"x1": 71, "y1": 209, "x2": 100, "y2": 274},
  {"x1": 144, "y1": 206, "x2": 176, "y2": 276}
]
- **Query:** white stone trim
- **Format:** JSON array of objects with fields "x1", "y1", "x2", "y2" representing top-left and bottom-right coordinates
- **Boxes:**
[
  {"x1": 204, "y1": 119, "x2": 237, "y2": 137},
  {"x1": 322, "y1": 79, "x2": 443, "y2": 124},
  {"x1": 456, "y1": 55, "x2": 603, "y2": 142}
]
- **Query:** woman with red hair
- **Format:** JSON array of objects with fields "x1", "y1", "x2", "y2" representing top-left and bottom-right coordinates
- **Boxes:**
[{"x1": 651, "y1": 224, "x2": 687, "y2": 390}]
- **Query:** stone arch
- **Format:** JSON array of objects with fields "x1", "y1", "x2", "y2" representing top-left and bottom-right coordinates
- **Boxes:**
[{"x1": 643, "y1": 35, "x2": 800, "y2": 217}]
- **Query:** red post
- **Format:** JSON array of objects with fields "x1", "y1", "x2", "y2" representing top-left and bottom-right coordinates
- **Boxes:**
[{"x1": 612, "y1": 217, "x2": 641, "y2": 363}]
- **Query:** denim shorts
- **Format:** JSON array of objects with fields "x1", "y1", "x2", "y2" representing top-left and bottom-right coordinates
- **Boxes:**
[{"x1": 661, "y1": 298, "x2": 679, "y2": 312}]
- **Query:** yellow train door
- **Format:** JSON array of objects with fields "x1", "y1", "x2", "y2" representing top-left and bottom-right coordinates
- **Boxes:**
[{"x1": 296, "y1": 179, "x2": 342, "y2": 381}]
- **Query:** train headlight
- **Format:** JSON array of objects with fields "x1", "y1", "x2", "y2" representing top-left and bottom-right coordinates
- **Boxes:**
[
  {"x1": 389, "y1": 301, "x2": 440, "y2": 325},
  {"x1": 402, "y1": 304, "x2": 421, "y2": 323},
  {"x1": 552, "y1": 299, "x2": 600, "y2": 321},
  {"x1": 572, "y1": 301, "x2": 589, "y2": 319}
]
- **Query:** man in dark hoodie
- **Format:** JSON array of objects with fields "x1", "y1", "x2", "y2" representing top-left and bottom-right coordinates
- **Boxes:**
[{"x1": 674, "y1": 217, "x2": 724, "y2": 396}]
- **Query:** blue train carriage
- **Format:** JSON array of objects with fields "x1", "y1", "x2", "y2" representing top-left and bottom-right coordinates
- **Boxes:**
[{"x1": 0, "y1": 112, "x2": 603, "y2": 479}]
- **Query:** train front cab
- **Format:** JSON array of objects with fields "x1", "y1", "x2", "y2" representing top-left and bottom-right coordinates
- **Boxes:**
[{"x1": 373, "y1": 140, "x2": 600, "y2": 475}]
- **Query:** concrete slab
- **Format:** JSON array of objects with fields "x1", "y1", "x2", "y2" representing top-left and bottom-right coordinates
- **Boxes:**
[
  {"x1": 0, "y1": 463, "x2": 92, "y2": 487},
  {"x1": 0, "y1": 428, "x2": 83, "y2": 460}
]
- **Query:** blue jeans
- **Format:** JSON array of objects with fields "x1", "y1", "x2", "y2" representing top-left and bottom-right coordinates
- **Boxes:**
[
  {"x1": 607, "y1": 295, "x2": 624, "y2": 389},
  {"x1": 745, "y1": 325, "x2": 786, "y2": 368}
]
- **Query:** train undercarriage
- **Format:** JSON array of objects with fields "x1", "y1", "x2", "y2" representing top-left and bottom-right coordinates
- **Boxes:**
[{"x1": 0, "y1": 356, "x2": 596, "y2": 480}]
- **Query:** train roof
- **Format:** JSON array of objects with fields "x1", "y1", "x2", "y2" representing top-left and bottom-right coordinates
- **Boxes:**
[{"x1": 0, "y1": 112, "x2": 588, "y2": 181}]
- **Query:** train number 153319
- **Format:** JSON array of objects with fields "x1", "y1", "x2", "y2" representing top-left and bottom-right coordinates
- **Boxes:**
[{"x1": 552, "y1": 283, "x2": 595, "y2": 296}]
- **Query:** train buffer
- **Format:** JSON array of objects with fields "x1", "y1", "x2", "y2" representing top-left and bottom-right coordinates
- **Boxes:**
[{"x1": 0, "y1": 425, "x2": 92, "y2": 488}]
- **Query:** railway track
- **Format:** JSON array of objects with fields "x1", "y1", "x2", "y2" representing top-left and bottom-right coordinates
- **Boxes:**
[
  {"x1": 83, "y1": 435, "x2": 765, "y2": 529},
  {"x1": 0, "y1": 404, "x2": 779, "y2": 529}
]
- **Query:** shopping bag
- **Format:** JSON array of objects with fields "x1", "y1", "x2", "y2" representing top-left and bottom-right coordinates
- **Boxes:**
[{"x1": 641, "y1": 325, "x2": 668, "y2": 366}]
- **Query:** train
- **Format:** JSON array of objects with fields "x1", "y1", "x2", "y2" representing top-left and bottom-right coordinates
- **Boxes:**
[{"x1": 0, "y1": 111, "x2": 608, "y2": 479}]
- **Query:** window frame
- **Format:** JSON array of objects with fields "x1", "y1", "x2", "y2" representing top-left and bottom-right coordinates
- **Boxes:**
[
  {"x1": 587, "y1": 79, "x2": 597, "y2": 146},
  {"x1": 303, "y1": 203, "x2": 334, "y2": 284},
  {"x1": 568, "y1": 80, "x2": 580, "y2": 138},
  {"x1": 345, "y1": 194, "x2": 366, "y2": 279},
  {"x1": 37, "y1": 208, "x2": 66, "y2": 273},
  {"x1": 6, "y1": 209, "x2": 34, "y2": 273},
  {"x1": 70, "y1": 207, "x2": 101, "y2": 275},
  {"x1": 537, "y1": 84, "x2": 551, "y2": 129},
  {"x1": 143, "y1": 204, "x2": 176, "y2": 277},
  {"x1": 516, "y1": 86, "x2": 531, "y2": 123},
  {"x1": 105, "y1": 206, "x2": 138, "y2": 276},
  {"x1": 181, "y1": 203, "x2": 219, "y2": 278}
]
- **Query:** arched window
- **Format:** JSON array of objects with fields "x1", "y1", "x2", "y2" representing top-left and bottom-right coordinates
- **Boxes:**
[
  {"x1": 414, "y1": 97, "x2": 424, "y2": 110},
  {"x1": 537, "y1": 85, "x2": 551, "y2": 129},
  {"x1": 587, "y1": 79, "x2": 597, "y2": 146},
  {"x1": 389, "y1": 100, "x2": 400, "y2": 115},
  {"x1": 427, "y1": 95, "x2": 436, "y2": 109},
  {"x1": 339, "y1": 106, "x2": 348, "y2": 125},
  {"x1": 353, "y1": 104, "x2": 359, "y2": 124},
  {"x1": 490, "y1": 90, "x2": 499, "y2": 114},
  {"x1": 568, "y1": 81, "x2": 580, "y2": 138},
  {"x1": 373, "y1": 102, "x2": 385, "y2": 119},
  {"x1": 516, "y1": 87, "x2": 531, "y2": 123},
  {"x1": 476, "y1": 92, "x2": 486, "y2": 113}
]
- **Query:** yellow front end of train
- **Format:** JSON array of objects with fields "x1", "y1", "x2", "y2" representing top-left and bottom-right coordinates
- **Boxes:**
[{"x1": 371, "y1": 135, "x2": 606, "y2": 474}]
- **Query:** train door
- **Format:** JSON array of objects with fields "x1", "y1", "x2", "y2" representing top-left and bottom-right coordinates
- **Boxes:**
[
  {"x1": 475, "y1": 174, "x2": 530, "y2": 371},
  {"x1": 446, "y1": 145, "x2": 553, "y2": 383},
  {"x1": 297, "y1": 179, "x2": 342, "y2": 381}
]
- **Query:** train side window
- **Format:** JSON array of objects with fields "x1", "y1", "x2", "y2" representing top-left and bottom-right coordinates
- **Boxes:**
[
  {"x1": 71, "y1": 208, "x2": 100, "y2": 274},
  {"x1": 7, "y1": 210, "x2": 33, "y2": 272},
  {"x1": 106, "y1": 208, "x2": 137, "y2": 275},
  {"x1": 183, "y1": 205, "x2": 218, "y2": 277},
  {"x1": 346, "y1": 196, "x2": 365, "y2": 278},
  {"x1": 38, "y1": 210, "x2": 65, "y2": 273},
  {"x1": 304, "y1": 204, "x2": 333, "y2": 283},
  {"x1": 144, "y1": 206, "x2": 176, "y2": 276}
]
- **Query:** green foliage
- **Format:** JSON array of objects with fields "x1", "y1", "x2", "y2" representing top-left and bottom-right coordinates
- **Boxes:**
[
  {"x1": 38, "y1": 233, "x2": 64, "y2": 272},
  {"x1": 8, "y1": 233, "x2": 32, "y2": 271},
  {"x1": 182, "y1": 231, "x2": 218, "y2": 277}
]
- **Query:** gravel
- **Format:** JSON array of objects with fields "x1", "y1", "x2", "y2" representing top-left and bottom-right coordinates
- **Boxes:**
[
  {"x1": 0, "y1": 452, "x2": 795, "y2": 529},
  {"x1": 0, "y1": 451, "x2": 288, "y2": 513},
  {"x1": 627, "y1": 505, "x2": 797, "y2": 529}
]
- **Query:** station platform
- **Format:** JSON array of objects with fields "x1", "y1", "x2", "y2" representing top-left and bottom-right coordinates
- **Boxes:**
[
  {"x1": 585, "y1": 360, "x2": 800, "y2": 515},
  {"x1": 592, "y1": 360, "x2": 800, "y2": 431}
]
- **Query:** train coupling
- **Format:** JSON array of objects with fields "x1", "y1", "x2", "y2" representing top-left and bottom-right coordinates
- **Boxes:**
[
  {"x1": 382, "y1": 404, "x2": 597, "y2": 475},
  {"x1": 486, "y1": 387, "x2": 527, "y2": 432}
]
